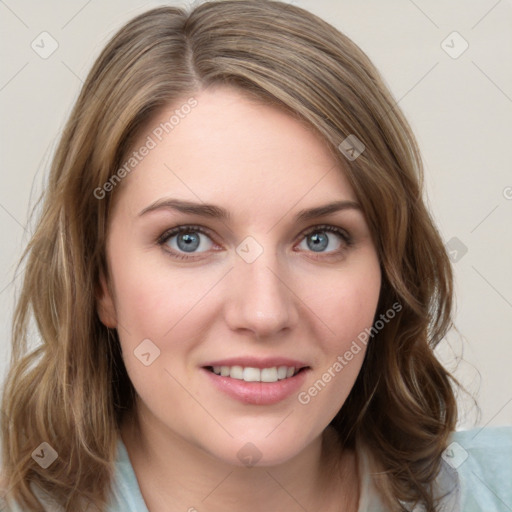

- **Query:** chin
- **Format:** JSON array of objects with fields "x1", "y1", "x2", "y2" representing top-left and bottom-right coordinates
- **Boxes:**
[{"x1": 197, "y1": 429, "x2": 316, "y2": 469}]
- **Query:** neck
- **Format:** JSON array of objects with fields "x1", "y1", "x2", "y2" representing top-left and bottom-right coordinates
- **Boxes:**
[{"x1": 120, "y1": 402, "x2": 359, "y2": 512}]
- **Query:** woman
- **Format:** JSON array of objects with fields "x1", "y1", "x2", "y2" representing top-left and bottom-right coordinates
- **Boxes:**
[{"x1": 1, "y1": 1, "x2": 511, "y2": 511}]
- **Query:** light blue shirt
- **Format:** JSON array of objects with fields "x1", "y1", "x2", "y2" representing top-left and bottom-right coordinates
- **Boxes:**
[
  {"x1": 3, "y1": 426, "x2": 512, "y2": 511},
  {"x1": 107, "y1": 425, "x2": 512, "y2": 512}
]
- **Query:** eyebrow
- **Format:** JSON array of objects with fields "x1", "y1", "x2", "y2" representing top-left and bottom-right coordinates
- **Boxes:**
[{"x1": 138, "y1": 198, "x2": 361, "y2": 222}]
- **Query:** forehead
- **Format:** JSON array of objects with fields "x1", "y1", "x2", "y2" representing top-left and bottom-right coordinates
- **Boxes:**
[{"x1": 111, "y1": 86, "x2": 356, "y2": 218}]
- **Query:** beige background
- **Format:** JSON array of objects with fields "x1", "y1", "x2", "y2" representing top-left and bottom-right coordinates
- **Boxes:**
[{"x1": 0, "y1": 0, "x2": 511, "y2": 428}]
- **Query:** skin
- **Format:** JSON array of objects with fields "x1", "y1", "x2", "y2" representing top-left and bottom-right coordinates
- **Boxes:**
[{"x1": 97, "y1": 86, "x2": 381, "y2": 512}]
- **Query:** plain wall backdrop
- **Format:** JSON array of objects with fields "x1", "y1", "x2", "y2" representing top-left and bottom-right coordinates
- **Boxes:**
[{"x1": 0, "y1": 0, "x2": 511, "y2": 429}]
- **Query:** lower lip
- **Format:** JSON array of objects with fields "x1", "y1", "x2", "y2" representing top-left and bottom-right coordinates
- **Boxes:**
[{"x1": 202, "y1": 368, "x2": 309, "y2": 405}]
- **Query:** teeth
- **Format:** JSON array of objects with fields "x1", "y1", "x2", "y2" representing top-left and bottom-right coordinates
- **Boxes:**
[
  {"x1": 230, "y1": 365, "x2": 244, "y2": 379},
  {"x1": 210, "y1": 365, "x2": 300, "y2": 382},
  {"x1": 243, "y1": 367, "x2": 260, "y2": 382},
  {"x1": 277, "y1": 366, "x2": 288, "y2": 380},
  {"x1": 261, "y1": 367, "x2": 277, "y2": 382}
]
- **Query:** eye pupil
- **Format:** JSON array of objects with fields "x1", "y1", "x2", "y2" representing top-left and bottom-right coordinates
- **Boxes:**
[
  {"x1": 177, "y1": 232, "x2": 200, "y2": 252},
  {"x1": 307, "y1": 232, "x2": 328, "y2": 252}
]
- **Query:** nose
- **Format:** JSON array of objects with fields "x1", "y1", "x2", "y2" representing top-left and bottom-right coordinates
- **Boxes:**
[{"x1": 224, "y1": 247, "x2": 299, "y2": 339}]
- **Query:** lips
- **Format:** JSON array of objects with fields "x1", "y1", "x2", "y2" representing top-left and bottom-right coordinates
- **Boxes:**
[{"x1": 201, "y1": 356, "x2": 310, "y2": 405}]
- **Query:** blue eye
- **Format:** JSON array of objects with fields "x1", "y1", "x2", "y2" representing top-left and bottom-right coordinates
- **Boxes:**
[
  {"x1": 158, "y1": 226, "x2": 215, "y2": 260},
  {"x1": 296, "y1": 225, "x2": 352, "y2": 255},
  {"x1": 157, "y1": 224, "x2": 352, "y2": 261}
]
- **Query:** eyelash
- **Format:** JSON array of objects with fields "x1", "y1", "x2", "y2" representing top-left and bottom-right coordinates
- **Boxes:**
[{"x1": 156, "y1": 224, "x2": 353, "y2": 261}]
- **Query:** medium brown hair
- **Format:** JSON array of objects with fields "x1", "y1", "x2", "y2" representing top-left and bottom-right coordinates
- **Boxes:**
[{"x1": 1, "y1": 1, "x2": 467, "y2": 510}]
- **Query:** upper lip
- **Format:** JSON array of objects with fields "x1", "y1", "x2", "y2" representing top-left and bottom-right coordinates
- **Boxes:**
[{"x1": 202, "y1": 357, "x2": 310, "y2": 369}]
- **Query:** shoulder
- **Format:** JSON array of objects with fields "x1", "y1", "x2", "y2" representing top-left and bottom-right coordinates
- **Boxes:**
[
  {"x1": 445, "y1": 425, "x2": 512, "y2": 510},
  {"x1": 0, "y1": 438, "x2": 144, "y2": 512},
  {"x1": 105, "y1": 437, "x2": 149, "y2": 512}
]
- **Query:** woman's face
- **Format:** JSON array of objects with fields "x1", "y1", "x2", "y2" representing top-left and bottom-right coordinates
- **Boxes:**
[{"x1": 98, "y1": 86, "x2": 381, "y2": 466}]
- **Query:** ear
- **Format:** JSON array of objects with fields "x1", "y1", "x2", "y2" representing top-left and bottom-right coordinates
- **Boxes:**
[{"x1": 96, "y1": 269, "x2": 118, "y2": 328}]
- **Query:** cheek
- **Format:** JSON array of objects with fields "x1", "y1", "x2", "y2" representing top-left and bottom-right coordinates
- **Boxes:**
[
  {"x1": 295, "y1": 250, "x2": 380, "y2": 411},
  {"x1": 109, "y1": 247, "x2": 212, "y2": 340},
  {"x1": 108, "y1": 249, "x2": 227, "y2": 396},
  {"x1": 109, "y1": 253, "x2": 214, "y2": 410},
  {"x1": 326, "y1": 282, "x2": 380, "y2": 352},
  {"x1": 299, "y1": 251, "x2": 381, "y2": 351},
  {"x1": 295, "y1": 271, "x2": 380, "y2": 429}
]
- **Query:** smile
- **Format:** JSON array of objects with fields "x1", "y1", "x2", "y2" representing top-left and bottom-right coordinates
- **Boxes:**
[{"x1": 206, "y1": 365, "x2": 303, "y2": 383}]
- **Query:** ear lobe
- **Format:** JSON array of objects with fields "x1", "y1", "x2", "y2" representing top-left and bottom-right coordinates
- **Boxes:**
[{"x1": 96, "y1": 270, "x2": 118, "y2": 328}]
